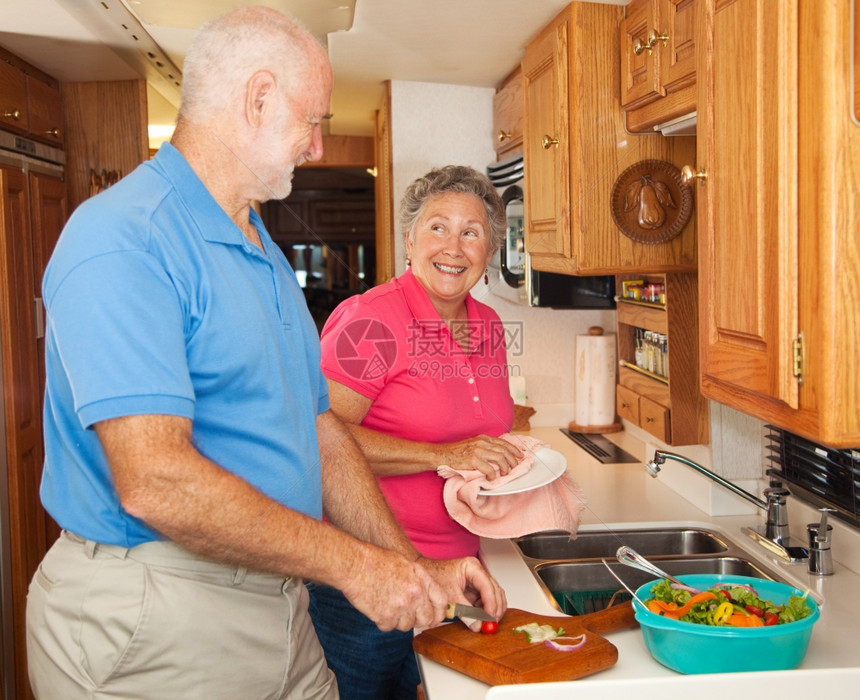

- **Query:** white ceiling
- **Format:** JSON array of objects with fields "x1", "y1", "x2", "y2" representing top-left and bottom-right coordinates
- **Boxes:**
[{"x1": 0, "y1": 0, "x2": 627, "y2": 138}]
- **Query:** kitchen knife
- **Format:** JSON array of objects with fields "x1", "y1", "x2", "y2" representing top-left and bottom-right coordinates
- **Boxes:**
[{"x1": 445, "y1": 602, "x2": 495, "y2": 622}]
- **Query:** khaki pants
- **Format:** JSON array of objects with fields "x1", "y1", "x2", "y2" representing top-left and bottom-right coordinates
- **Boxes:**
[{"x1": 27, "y1": 531, "x2": 338, "y2": 699}]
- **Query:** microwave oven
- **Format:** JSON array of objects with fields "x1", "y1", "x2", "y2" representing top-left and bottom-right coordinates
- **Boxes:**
[{"x1": 486, "y1": 155, "x2": 616, "y2": 310}]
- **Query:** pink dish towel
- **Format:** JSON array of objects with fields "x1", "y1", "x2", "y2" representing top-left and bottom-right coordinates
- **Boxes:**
[{"x1": 437, "y1": 434, "x2": 586, "y2": 539}]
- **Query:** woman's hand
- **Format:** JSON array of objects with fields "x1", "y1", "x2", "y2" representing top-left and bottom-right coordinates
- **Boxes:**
[{"x1": 442, "y1": 435, "x2": 523, "y2": 480}]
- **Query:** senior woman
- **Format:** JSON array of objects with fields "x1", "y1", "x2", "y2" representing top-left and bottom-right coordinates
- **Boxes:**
[{"x1": 307, "y1": 165, "x2": 522, "y2": 699}]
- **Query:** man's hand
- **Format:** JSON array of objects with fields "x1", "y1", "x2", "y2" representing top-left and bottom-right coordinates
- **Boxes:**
[
  {"x1": 417, "y1": 556, "x2": 507, "y2": 632},
  {"x1": 337, "y1": 546, "x2": 449, "y2": 632}
]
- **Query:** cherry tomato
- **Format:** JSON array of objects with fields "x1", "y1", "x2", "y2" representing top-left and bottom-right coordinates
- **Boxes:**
[
  {"x1": 764, "y1": 612, "x2": 779, "y2": 626},
  {"x1": 481, "y1": 620, "x2": 499, "y2": 635},
  {"x1": 745, "y1": 604, "x2": 764, "y2": 617}
]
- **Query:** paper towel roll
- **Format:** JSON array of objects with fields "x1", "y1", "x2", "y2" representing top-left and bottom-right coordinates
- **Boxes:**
[{"x1": 574, "y1": 330, "x2": 617, "y2": 427}]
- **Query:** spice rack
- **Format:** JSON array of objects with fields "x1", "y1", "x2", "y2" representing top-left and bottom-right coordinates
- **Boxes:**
[{"x1": 614, "y1": 273, "x2": 709, "y2": 446}]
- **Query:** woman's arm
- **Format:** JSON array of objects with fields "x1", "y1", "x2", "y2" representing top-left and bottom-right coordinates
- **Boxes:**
[{"x1": 327, "y1": 379, "x2": 522, "y2": 479}]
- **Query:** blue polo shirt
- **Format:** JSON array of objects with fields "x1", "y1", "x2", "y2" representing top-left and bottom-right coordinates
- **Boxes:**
[{"x1": 40, "y1": 143, "x2": 329, "y2": 546}]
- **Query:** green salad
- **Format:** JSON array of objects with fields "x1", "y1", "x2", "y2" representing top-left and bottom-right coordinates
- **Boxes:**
[{"x1": 645, "y1": 579, "x2": 812, "y2": 627}]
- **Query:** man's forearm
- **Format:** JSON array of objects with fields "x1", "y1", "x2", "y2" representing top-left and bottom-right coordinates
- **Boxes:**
[{"x1": 317, "y1": 409, "x2": 419, "y2": 560}]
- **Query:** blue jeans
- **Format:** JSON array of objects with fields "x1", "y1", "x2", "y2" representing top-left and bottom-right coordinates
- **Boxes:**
[{"x1": 306, "y1": 583, "x2": 419, "y2": 700}]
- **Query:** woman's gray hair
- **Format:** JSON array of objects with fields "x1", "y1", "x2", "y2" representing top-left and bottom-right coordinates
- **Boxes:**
[
  {"x1": 399, "y1": 166, "x2": 506, "y2": 253},
  {"x1": 179, "y1": 6, "x2": 319, "y2": 122}
]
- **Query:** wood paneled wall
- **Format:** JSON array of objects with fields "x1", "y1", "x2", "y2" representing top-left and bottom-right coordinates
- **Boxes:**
[{"x1": 61, "y1": 79, "x2": 149, "y2": 212}]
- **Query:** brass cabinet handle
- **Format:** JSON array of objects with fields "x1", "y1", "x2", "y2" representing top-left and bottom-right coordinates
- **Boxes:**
[
  {"x1": 44, "y1": 128, "x2": 60, "y2": 137},
  {"x1": 645, "y1": 417, "x2": 654, "y2": 423},
  {"x1": 3, "y1": 109, "x2": 22, "y2": 121},
  {"x1": 681, "y1": 165, "x2": 707, "y2": 184},
  {"x1": 647, "y1": 29, "x2": 669, "y2": 50},
  {"x1": 497, "y1": 130, "x2": 512, "y2": 142},
  {"x1": 634, "y1": 29, "x2": 670, "y2": 56},
  {"x1": 541, "y1": 135, "x2": 559, "y2": 149}
]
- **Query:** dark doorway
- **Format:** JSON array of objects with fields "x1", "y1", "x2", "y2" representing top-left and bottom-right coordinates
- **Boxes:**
[{"x1": 261, "y1": 167, "x2": 376, "y2": 332}]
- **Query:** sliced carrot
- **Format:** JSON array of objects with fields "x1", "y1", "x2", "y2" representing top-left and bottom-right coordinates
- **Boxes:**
[
  {"x1": 647, "y1": 600, "x2": 680, "y2": 619},
  {"x1": 646, "y1": 591, "x2": 717, "y2": 619},
  {"x1": 726, "y1": 612, "x2": 764, "y2": 627},
  {"x1": 673, "y1": 591, "x2": 718, "y2": 617}
]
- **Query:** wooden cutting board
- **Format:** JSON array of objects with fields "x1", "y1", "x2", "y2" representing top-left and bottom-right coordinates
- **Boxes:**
[{"x1": 413, "y1": 601, "x2": 637, "y2": 686}]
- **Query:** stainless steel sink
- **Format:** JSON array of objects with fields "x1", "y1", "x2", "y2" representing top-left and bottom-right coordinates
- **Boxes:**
[
  {"x1": 515, "y1": 527, "x2": 728, "y2": 560},
  {"x1": 534, "y1": 557, "x2": 777, "y2": 616},
  {"x1": 532, "y1": 557, "x2": 773, "y2": 615},
  {"x1": 513, "y1": 525, "x2": 788, "y2": 615}
]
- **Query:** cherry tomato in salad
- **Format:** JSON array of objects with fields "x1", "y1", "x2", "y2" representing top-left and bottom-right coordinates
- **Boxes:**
[
  {"x1": 481, "y1": 620, "x2": 499, "y2": 635},
  {"x1": 745, "y1": 604, "x2": 764, "y2": 618},
  {"x1": 763, "y1": 611, "x2": 779, "y2": 626}
]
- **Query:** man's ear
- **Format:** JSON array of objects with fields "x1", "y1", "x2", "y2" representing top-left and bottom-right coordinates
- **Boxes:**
[{"x1": 245, "y1": 70, "x2": 277, "y2": 127}]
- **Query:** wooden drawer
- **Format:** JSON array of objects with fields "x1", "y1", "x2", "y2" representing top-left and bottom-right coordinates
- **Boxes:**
[
  {"x1": 616, "y1": 384, "x2": 640, "y2": 424},
  {"x1": 639, "y1": 394, "x2": 670, "y2": 442}
]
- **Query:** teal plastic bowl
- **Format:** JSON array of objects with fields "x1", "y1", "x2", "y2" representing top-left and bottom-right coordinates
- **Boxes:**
[{"x1": 633, "y1": 573, "x2": 820, "y2": 674}]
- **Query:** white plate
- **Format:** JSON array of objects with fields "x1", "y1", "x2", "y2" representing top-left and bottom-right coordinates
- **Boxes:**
[{"x1": 478, "y1": 447, "x2": 567, "y2": 496}]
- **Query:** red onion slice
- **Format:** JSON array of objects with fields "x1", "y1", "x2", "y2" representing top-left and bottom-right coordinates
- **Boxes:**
[{"x1": 545, "y1": 633, "x2": 587, "y2": 651}]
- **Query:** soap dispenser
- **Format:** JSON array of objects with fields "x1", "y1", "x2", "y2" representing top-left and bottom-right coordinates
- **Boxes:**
[{"x1": 806, "y1": 508, "x2": 836, "y2": 576}]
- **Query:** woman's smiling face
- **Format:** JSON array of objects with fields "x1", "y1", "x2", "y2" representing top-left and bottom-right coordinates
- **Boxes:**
[{"x1": 406, "y1": 192, "x2": 494, "y2": 316}]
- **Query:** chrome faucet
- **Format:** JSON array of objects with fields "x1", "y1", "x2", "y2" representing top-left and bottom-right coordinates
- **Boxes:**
[{"x1": 645, "y1": 449, "x2": 808, "y2": 563}]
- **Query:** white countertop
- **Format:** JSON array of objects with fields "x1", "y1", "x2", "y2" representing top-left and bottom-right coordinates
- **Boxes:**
[{"x1": 417, "y1": 427, "x2": 860, "y2": 699}]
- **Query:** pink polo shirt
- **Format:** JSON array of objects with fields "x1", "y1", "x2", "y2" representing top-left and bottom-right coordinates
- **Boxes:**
[{"x1": 319, "y1": 268, "x2": 514, "y2": 559}]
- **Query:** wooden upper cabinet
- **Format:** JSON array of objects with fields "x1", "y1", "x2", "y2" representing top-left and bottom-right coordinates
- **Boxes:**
[
  {"x1": 522, "y1": 2, "x2": 697, "y2": 276},
  {"x1": 661, "y1": 0, "x2": 697, "y2": 95},
  {"x1": 27, "y1": 75, "x2": 63, "y2": 147},
  {"x1": 493, "y1": 65, "x2": 524, "y2": 159},
  {"x1": 697, "y1": 0, "x2": 799, "y2": 410},
  {"x1": 0, "y1": 48, "x2": 63, "y2": 147},
  {"x1": 0, "y1": 58, "x2": 29, "y2": 133},
  {"x1": 621, "y1": 0, "x2": 698, "y2": 133},
  {"x1": 620, "y1": 0, "x2": 662, "y2": 109},
  {"x1": 522, "y1": 13, "x2": 570, "y2": 261},
  {"x1": 694, "y1": 0, "x2": 860, "y2": 447}
]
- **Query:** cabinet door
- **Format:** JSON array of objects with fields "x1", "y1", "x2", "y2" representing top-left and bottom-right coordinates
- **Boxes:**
[
  {"x1": 29, "y1": 169, "x2": 66, "y2": 546},
  {"x1": 493, "y1": 67, "x2": 523, "y2": 157},
  {"x1": 522, "y1": 17, "x2": 570, "y2": 260},
  {"x1": 697, "y1": 0, "x2": 799, "y2": 409},
  {"x1": 0, "y1": 59, "x2": 29, "y2": 133},
  {"x1": 620, "y1": 0, "x2": 663, "y2": 109},
  {"x1": 0, "y1": 163, "x2": 48, "y2": 696},
  {"x1": 660, "y1": 0, "x2": 697, "y2": 94},
  {"x1": 28, "y1": 76, "x2": 63, "y2": 147}
]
